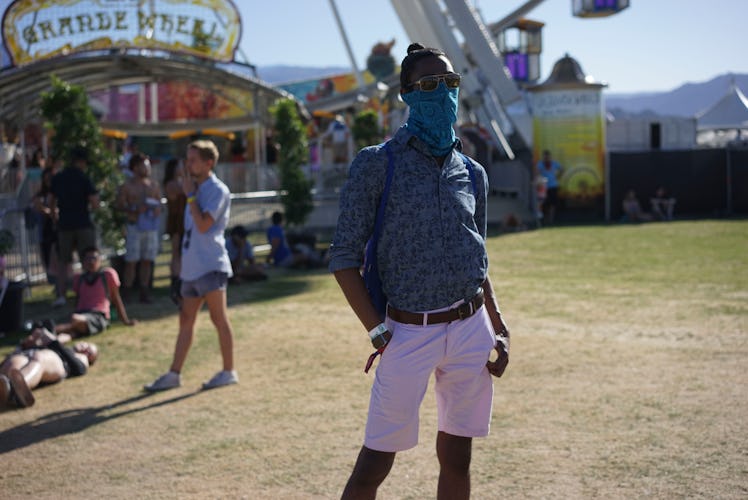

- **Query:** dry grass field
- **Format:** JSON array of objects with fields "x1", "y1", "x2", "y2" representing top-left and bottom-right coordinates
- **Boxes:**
[{"x1": 0, "y1": 219, "x2": 746, "y2": 499}]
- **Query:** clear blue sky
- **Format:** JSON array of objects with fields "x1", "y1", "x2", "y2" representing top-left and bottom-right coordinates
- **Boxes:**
[{"x1": 239, "y1": 0, "x2": 748, "y2": 93}]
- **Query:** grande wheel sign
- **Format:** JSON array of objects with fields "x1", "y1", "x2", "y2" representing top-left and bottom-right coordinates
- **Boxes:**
[{"x1": 2, "y1": 0, "x2": 241, "y2": 67}]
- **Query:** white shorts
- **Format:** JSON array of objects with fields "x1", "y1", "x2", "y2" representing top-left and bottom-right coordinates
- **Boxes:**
[
  {"x1": 364, "y1": 303, "x2": 496, "y2": 452},
  {"x1": 125, "y1": 226, "x2": 160, "y2": 262}
]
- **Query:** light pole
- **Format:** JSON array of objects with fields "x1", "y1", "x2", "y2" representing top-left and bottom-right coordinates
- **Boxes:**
[{"x1": 328, "y1": 0, "x2": 366, "y2": 89}]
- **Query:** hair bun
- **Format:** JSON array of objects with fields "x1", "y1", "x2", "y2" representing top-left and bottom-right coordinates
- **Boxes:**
[{"x1": 407, "y1": 43, "x2": 425, "y2": 54}]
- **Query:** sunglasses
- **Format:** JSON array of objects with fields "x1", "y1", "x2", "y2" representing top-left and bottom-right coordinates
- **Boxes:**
[{"x1": 406, "y1": 73, "x2": 461, "y2": 92}]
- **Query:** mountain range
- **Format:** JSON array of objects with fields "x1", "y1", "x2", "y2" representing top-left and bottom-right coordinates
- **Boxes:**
[
  {"x1": 257, "y1": 66, "x2": 747, "y2": 119},
  {"x1": 605, "y1": 73, "x2": 748, "y2": 118}
]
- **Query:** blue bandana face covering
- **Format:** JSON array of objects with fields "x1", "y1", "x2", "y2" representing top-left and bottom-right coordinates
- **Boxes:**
[{"x1": 402, "y1": 82, "x2": 459, "y2": 157}]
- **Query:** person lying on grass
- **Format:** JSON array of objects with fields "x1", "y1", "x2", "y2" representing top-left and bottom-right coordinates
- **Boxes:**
[{"x1": 0, "y1": 327, "x2": 98, "y2": 409}]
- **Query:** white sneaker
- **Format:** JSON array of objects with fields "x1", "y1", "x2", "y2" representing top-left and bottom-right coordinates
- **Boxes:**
[
  {"x1": 51, "y1": 296, "x2": 66, "y2": 308},
  {"x1": 202, "y1": 370, "x2": 238, "y2": 390},
  {"x1": 144, "y1": 371, "x2": 181, "y2": 392}
]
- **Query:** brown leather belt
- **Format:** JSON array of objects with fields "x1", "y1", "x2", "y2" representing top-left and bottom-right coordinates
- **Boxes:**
[{"x1": 387, "y1": 289, "x2": 485, "y2": 325}]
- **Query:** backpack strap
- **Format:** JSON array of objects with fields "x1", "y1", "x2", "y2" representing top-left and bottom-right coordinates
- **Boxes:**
[
  {"x1": 362, "y1": 141, "x2": 395, "y2": 319},
  {"x1": 99, "y1": 271, "x2": 110, "y2": 301},
  {"x1": 372, "y1": 142, "x2": 395, "y2": 244}
]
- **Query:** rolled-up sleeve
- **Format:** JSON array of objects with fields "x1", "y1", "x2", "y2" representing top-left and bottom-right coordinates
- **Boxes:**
[{"x1": 328, "y1": 146, "x2": 388, "y2": 273}]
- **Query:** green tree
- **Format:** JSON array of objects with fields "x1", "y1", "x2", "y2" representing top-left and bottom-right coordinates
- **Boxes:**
[
  {"x1": 352, "y1": 109, "x2": 383, "y2": 149},
  {"x1": 40, "y1": 75, "x2": 125, "y2": 251},
  {"x1": 272, "y1": 98, "x2": 313, "y2": 227}
]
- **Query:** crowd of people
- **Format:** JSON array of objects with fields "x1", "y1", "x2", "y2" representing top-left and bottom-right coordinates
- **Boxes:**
[
  {"x1": 27, "y1": 142, "x2": 327, "y2": 307},
  {"x1": 4, "y1": 137, "x2": 332, "y2": 409}
]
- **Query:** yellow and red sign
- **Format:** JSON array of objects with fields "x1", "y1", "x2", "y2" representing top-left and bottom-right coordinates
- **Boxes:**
[
  {"x1": 531, "y1": 88, "x2": 606, "y2": 204},
  {"x1": 2, "y1": 0, "x2": 241, "y2": 66}
]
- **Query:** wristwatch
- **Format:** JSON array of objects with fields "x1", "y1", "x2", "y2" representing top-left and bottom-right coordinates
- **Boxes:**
[
  {"x1": 495, "y1": 334, "x2": 509, "y2": 352},
  {"x1": 369, "y1": 323, "x2": 391, "y2": 349}
]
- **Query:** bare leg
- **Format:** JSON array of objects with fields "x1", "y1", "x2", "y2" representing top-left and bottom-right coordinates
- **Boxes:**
[
  {"x1": 204, "y1": 288, "x2": 234, "y2": 371},
  {"x1": 118, "y1": 260, "x2": 135, "y2": 303},
  {"x1": 56, "y1": 260, "x2": 71, "y2": 299},
  {"x1": 49, "y1": 247, "x2": 63, "y2": 298},
  {"x1": 55, "y1": 313, "x2": 91, "y2": 339},
  {"x1": 170, "y1": 235, "x2": 182, "y2": 277},
  {"x1": 138, "y1": 260, "x2": 153, "y2": 303},
  {"x1": 341, "y1": 446, "x2": 396, "y2": 499},
  {"x1": 547, "y1": 205, "x2": 556, "y2": 225},
  {"x1": 1, "y1": 353, "x2": 29, "y2": 377},
  {"x1": 169, "y1": 240, "x2": 183, "y2": 306},
  {"x1": 123, "y1": 261, "x2": 136, "y2": 288},
  {"x1": 169, "y1": 295, "x2": 203, "y2": 373},
  {"x1": 436, "y1": 431, "x2": 472, "y2": 500}
]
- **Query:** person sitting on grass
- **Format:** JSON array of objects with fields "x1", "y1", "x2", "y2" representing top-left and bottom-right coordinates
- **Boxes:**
[
  {"x1": 621, "y1": 189, "x2": 652, "y2": 223},
  {"x1": 650, "y1": 186, "x2": 676, "y2": 221},
  {"x1": 0, "y1": 327, "x2": 98, "y2": 409},
  {"x1": 226, "y1": 225, "x2": 267, "y2": 283},
  {"x1": 266, "y1": 211, "x2": 325, "y2": 269},
  {"x1": 53, "y1": 246, "x2": 136, "y2": 342}
]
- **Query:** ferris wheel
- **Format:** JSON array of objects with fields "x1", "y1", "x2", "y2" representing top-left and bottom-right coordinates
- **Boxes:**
[{"x1": 384, "y1": 0, "x2": 629, "y2": 158}]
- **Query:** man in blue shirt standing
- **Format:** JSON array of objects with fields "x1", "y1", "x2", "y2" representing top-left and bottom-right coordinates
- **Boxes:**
[
  {"x1": 144, "y1": 140, "x2": 237, "y2": 392},
  {"x1": 535, "y1": 149, "x2": 563, "y2": 224},
  {"x1": 329, "y1": 43, "x2": 511, "y2": 499}
]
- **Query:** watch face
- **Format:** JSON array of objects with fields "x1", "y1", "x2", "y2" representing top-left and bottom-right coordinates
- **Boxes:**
[{"x1": 372, "y1": 334, "x2": 386, "y2": 349}]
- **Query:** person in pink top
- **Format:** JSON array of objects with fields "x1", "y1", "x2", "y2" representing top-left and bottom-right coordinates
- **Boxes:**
[{"x1": 53, "y1": 246, "x2": 136, "y2": 343}]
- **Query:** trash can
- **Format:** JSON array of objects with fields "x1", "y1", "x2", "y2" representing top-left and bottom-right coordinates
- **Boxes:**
[{"x1": 0, "y1": 281, "x2": 25, "y2": 334}]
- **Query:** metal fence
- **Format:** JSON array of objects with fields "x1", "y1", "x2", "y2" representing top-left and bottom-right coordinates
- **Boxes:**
[
  {"x1": 1, "y1": 203, "x2": 45, "y2": 287},
  {"x1": 0, "y1": 160, "x2": 350, "y2": 292}
]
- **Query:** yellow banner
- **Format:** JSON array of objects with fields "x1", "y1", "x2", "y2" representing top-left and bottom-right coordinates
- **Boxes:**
[
  {"x1": 531, "y1": 89, "x2": 606, "y2": 204},
  {"x1": 3, "y1": 0, "x2": 240, "y2": 66}
]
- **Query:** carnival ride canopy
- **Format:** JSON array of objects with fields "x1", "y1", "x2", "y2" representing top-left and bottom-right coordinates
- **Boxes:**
[
  {"x1": 0, "y1": 0, "x2": 303, "y2": 132},
  {"x1": 696, "y1": 82, "x2": 748, "y2": 131}
]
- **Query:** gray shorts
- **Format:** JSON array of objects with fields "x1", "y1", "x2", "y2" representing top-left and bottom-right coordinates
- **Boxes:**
[
  {"x1": 76, "y1": 310, "x2": 109, "y2": 335},
  {"x1": 180, "y1": 272, "x2": 228, "y2": 298}
]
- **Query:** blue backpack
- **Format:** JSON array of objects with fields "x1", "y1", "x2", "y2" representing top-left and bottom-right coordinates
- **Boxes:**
[{"x1": 363, "y1": 142, "x2": 477, "y2": 319}]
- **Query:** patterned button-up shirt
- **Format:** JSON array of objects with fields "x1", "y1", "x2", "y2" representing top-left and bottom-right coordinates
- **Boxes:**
[{"x1": 329, "y1": 127, "x2": 488, "y2": 312}]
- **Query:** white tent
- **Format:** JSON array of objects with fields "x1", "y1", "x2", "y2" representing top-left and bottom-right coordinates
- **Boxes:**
[{"x1": 696, "y1": 82, "x2": 748, "y2": 131}]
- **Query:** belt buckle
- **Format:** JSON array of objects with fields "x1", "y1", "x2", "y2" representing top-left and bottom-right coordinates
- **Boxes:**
[{"x1": 456, "y1": 301, "x2": 472, "y2": 320}]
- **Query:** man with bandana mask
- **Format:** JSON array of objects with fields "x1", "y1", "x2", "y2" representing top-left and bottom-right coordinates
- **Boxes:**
[{"x1": 329, "y1": 44, "x2": 511, "y2": 498}]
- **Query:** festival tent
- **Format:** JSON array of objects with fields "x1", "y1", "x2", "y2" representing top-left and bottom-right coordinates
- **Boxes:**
[{"x1": 695, "y1": 82, "x2": 748, "y2": 131}]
